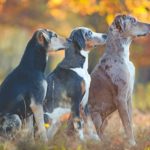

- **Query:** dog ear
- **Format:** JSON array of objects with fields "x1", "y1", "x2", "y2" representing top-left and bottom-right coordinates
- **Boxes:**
[
  {"x1": 114, "y1": 15, "x2": 126, "y2": 32},
  {"x1": 37, "y1": 30, "x2": 50, "y2": 46},
  {"x1": 71, "y1": 29, "x2": 85, "y2": 50}
]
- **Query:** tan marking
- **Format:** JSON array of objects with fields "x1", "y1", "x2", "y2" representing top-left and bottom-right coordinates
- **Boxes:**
[
  {"x1": 85, "y1": 41, "x2": 95, "y2": 50},
  {"x1": 81, "y1": 80, "x2": 86, "y2": 95},
  {"x1": 37, "y1": 32, "x2": 45, "y2": 46},
  {"x1": 30, "y1": 99, "x2": 48, "y2": 142},
  {"x1": 60, "y1": 113, "x2": 71, "y2": 122}
]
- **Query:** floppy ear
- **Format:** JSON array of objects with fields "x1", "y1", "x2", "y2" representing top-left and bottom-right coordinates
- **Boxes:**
[
  {"x1": 114, "y1": 15, "x2": 126, "y2": 32},
  {"x1": 37, "y1": 30, "x2": 50, "y2": 45},
  {"x1": 71, "y1": 29, "x2": 85, "y2": 50}
]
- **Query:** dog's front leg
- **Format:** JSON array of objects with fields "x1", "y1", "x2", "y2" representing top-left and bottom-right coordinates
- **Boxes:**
[
  {"x1": 24, "y1": 115, "x2": 34, "y2": 139},
  {"x1": 47, "y1": 120, "x2": 61, "y2": 139},
  {"x1": 30, "y1": 100, "x2": 48, "y2": 142},
  {"x1": 116, "y1": 90, "x2": 136, "y2": 146},
  {"x1": 80, "y1": 73, "x2": 91, "y2": 108}
]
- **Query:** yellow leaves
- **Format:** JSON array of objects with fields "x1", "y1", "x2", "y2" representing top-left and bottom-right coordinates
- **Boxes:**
[
  {"x1": 106, "y1": 14, "x2": 114, "y2": 25},
  {"x1": 48, "y1": 0, "x2": 63, "y2": 8},
  {"x1": 47, "y1": 0, "x2": 98, "y2": 17},
  {"x1": 50, "y1": 9, "x2": 67, "y2": 20},
  {"x1": 125, "y1": 0, "x2": 150, "y2": 22}
]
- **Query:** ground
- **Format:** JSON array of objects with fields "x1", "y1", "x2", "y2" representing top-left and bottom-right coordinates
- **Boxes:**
[{"x1": 0, "y1": 110, "x2": 150, "y2": 150}]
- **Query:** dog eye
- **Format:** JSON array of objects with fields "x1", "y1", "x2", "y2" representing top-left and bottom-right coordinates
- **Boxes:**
[
  {"x1": 53, "y1": 33, "x2": 57, "y2": 38},
  {"x1": 130, "y1": 18, "x2": 136, "y2": 24},
  {"x1": 85, "y1": 31, "x2": 92, "y2": 39}
]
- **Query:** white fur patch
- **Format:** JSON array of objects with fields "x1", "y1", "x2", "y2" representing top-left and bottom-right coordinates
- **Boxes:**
[
  {"x1": 122, "y1": 44, "x2": 135, "y2": 92},
  {"x1": 78, "y1": 128, "x2": 84, "y2": 140},
  {"x1": 41, "y1": 80, "x2": 48, "y2": 100},
  {"x1": 50, "y1": 37, "x2": 64, "y2": 50},
  {"x1": 45, "y1": 107, "x2": 71, "y2": 123},
  {"x1": 70, "y1": 50, "x2": 91, "y2": 108}
]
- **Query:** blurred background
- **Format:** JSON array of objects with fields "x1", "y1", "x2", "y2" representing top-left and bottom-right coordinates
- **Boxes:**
[{"x1": 0, "y1": 0, "x2": 150, "y2": 111}]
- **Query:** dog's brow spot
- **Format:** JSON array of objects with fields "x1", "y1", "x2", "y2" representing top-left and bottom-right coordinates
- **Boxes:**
[{"x1": 101, "y1": 59, "x2": 106, "y2": 63}]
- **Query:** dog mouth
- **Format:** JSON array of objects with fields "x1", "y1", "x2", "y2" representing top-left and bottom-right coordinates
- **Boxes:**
[
  {"x1": 137, "y1": 33, "x2": 148, "y2": 37},
  {"x1": 56, "y1": 47, "x2": 66, "y2": 51}
]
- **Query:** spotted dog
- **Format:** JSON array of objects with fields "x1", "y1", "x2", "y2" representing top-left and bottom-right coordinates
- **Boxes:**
[{"x1": 89, "y1": 15, "x2": 150, "y2": 145}]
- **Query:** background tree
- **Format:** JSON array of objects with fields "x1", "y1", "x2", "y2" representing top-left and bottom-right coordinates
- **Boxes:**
[{"x1": 0, "y1": 0, "x2": 150, "y2": 110}]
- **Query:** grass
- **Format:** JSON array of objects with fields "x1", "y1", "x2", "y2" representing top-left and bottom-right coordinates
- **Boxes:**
[
  {"x1": 0, "y1": 110, "x2": 150, "y2": 150},
  {"x1": 0, "y1": 84, "x2": 149, "y2": 150}
]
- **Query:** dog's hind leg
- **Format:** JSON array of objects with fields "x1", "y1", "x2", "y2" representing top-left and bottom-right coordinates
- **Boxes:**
[
  {"x1": 30, "y1": 100, "x2": 48, "y2": 142},
  {"x1": 91, "y1": 112, "x2": 103, "y2": 140},
  {"x1": 100, "y1": 118, "x2": 108, "y2": 136}
]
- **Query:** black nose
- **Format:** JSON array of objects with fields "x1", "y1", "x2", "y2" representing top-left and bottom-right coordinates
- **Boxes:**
[{"x1": 102, "y1": 34, "x2": 107, "y2": 40}]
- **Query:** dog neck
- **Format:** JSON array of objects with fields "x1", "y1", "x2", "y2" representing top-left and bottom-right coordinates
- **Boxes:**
[
  {"x1": 59, "y1": 42, "x2": 85, "y2": 69},
  {"x1": 105, "y1": 32, "x2": 132, "y2": 60},
  {"x1": 19, "y1": 38, "x2": 47, "y2": 72},
  {"x1": 80, "y1": 50, "x2": 89, "y2": 70}
]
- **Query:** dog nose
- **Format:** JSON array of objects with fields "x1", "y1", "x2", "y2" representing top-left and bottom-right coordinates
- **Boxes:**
[{"x1": 102, "y1": 34, "x2": 107, "y2": 40}]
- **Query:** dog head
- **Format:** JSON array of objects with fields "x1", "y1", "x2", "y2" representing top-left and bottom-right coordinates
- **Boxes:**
[
  {"x1": 0, "y1": 114, "x2": 22, "y2": 139},
  {"x1": 110, "y1": 14, "x2": 150, "y2": 38},
  {"x1": 69, "y1": 27, "x2": 107, "y2": 51},
  {"x1": 35, "y1": 29, "x2": 66, "y2": 52}
]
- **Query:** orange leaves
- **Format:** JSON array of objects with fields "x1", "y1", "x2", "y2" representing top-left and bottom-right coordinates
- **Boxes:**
[
  {"x1": 0, "y1": 0, "x2": 5, "y2": 13},
  {"x1": 50, "y1": 8, "x2": 67, "y2": 20},
  {"x1": 1, "y1": 0, "x2": 150, "y2": 26}
]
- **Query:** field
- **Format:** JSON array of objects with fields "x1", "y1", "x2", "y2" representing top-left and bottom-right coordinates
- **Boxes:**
[{"x1": 0, "y1": 109, "x2": 149, "y2": 150}]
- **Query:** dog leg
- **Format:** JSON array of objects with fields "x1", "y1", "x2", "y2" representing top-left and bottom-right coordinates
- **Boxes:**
[
  {"x1": 117, "y1": 98, "x2": 136, "y2": 146},
  {"x1": 47, "y1": 120, "x2": 61, "y2": 139},
  {"x1": 80, "y1": 75, "x2": 91, "y2": 108},
  {"x1": 85, "y1": 115, "x2": 100, "y2": 141},
  {"x1": 100, "y1": 118, "x2": 108, "y2": 137},
  {"x1": 73, "y1": 117, "x2": 84, "y2": 140},
  {"x1": 23, "y1": 115, "x2": 34, "y2": 140},
  {"x1": 91, "y1": 112, "x2": 103, "y2": 140},
  {"x1": 30, "y1": 101, "x2": 48, "y2": 142},
  {"x1": 127, "y1": 95, "x2": 136, "y2": 145}
]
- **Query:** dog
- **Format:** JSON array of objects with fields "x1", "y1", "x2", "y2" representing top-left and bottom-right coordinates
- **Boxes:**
[
  {"x1": 88, "y1": 14, "x2": 150, "y2": 145},
  {"x1": 0, "y1": 29, "x2": 66, "y2": 142},
  {"x1": 44, "y1": 27, "x2": 107, "y2": 140},
  {"x1": 0, "y1": 114, "x2": 22, "y2": 139}
]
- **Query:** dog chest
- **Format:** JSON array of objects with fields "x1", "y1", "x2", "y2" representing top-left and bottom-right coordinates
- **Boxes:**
[
  {"x1": 70, "y1": 50, "x2": 91, "y2": 107},
  {"x1": 70, "y1": 50, "x2": 91, "y2": 87},
  {"x1": 126, "y1": 60, "x2": 135, "y2": 92},
  {"x1": 70, "y1": 68, "x2": 91, "y2": 87}
]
